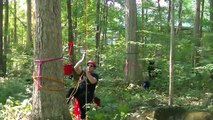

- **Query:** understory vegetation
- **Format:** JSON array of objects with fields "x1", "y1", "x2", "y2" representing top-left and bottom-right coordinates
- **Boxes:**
[{"x1": 1, "y1": 74, "x2": 213, "y2": 120}]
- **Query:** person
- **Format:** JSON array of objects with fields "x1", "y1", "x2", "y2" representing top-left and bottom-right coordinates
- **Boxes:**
[
  {"x1": 142, "y1": 80, "x2": 150, "y2": 89},
  {"x1": 66, "y1": 52, "x2": 99, "y2": 120},
  {"x1": 147, "y1": 60, "x2": 156, "y2": 80}
]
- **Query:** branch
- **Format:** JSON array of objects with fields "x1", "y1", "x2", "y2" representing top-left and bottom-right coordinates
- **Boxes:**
[{"x1": 9, "y1": 10, "x2": 27, "y2": 28}]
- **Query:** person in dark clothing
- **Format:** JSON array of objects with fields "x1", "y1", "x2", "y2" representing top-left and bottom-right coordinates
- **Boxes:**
[{"x1": 66, "y1": 53, "x2": 99, "y2": 120}]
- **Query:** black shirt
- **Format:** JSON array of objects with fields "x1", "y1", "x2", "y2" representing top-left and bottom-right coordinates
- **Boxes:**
[{"x1": 78, "y1": 72, "x2": 99, "y2": 94}]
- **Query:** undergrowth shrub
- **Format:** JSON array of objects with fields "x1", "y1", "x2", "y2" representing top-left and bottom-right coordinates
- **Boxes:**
[
  {"x1": 0, "y1": 97, "x2": 31, "y2": 120},
  {"x1": 0, "y1": 78, "x2": 29, "y2": 104}
]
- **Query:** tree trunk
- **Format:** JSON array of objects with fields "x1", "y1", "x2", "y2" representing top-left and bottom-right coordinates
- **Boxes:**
[
  {"x1": 141, "y1": 0, "x2": 144, "y2": 43},
  {"x1": 140, "y1": 0, "x2": 145, "y2": 80},
  {"x1": 14, "y1": 0, "x2": 17, "y2": 44},
  {"x1": 67, "y1": 0, "x2": 78, "y2": 80},
  {"x1": 102, "y1": 0, "x2": 108, "y2": 45},
  {"x1": 67, "y1": 0, "x2": 74, "y2": 42},
  {"x1": 200, "y1": 0, "x2": 204, "y2": 36},
  {"x1": 125, "y1": 0, "x2": 138, "y2": 83},
  {"x1": 176, "y1": 0, "x2": 182, "y2": 35},
  {"x1": 3, "y1": 0, "x2": 9, "y2": 76},
  {"x1": 31, "y1": 0, "x2": 71, "y2": 119},
  {"x1": 73, "y1": 0, "x2": 78, "y2": 42},
  {"x1": 210, "y1": 0, "x2": 213, "y2": 31},
  {"x1": 193, "y1": 0, "x2": 201, "y2": 69},
  {"x1": 167, "y1": 0, "x2": 171, "y2": 26},
  {"x1": 168, "y1": 0, "x2": 175, "y2": 106},
  {"x1": 26, "y1": 0, "x2": 33, "y2": 52},
  {"x1": 95, "y1": 0, "x2": 101, "y2": 66},
  {"x1": 0, "y1": 0, "x2": 3, "y2": 76},
  {"x1": 157, "y1": 0, "x2": 162, "y2": 31}
]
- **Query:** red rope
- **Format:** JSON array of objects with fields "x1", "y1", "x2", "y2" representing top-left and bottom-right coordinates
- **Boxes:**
[
  {"x1": 66, "y1": 72, "x2": 84, "y2": 104},
  {"x1": 34, "y1": 57, "x2": 63, "y2": 90}
]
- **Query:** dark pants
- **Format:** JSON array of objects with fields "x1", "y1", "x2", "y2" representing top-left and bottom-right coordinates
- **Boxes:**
[{"x1": 66, "y1": 88, "x2": 94, "y2": 119}]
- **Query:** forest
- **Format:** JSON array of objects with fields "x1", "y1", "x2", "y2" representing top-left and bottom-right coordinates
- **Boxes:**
[{"x1": 0, "y1": 0, "x2": 213, "y2": 120}]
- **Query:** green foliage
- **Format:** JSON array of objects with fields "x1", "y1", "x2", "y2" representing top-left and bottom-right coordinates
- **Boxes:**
[
  {"x1": 1, "y1": 45, "x2": 32, "y2": 103},
  {"x1": 6, "y1": 44, "x2": 33, "y2": 77},
  {"x1": 0, "y1": 97, "x2": 31, "y2": 120},
  {"x1": 87, "y1": 80, "x2": 131, "y2": 120},
  {"x1": 100, "y1": 40, "x2": 126, "y2": 78},
  {"x1": 0, "y1": 78, "x2": 30, "y2": 104}
]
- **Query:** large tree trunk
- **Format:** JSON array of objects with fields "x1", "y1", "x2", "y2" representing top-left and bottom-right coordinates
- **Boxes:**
[
  {"x1": 168, "y1": 0, "x2": 175, "y2": 106},
  {"x1": 31, "y1": 0, "x2": 71, "y2": 119},
  {"x1": 125, "y1": 0, "x2": 138, "y2": 83},
  {"x1": 26, "y1": 0, "x2": 33, "y2": 52},
  {"x1": 0, "y1": 0, "x2": 3, "y2": 76},
  {"x1": 193, "y1": 0, "x2": 201, "y2": 69}
]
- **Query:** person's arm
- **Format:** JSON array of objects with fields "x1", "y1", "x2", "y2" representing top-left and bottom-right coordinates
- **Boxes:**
[
  {"x1": 74, "y1": 52, "x2": 85, "y2": 75},
  {"x1": 85, "y1": 69, "x2": 98, "y2": 84}
]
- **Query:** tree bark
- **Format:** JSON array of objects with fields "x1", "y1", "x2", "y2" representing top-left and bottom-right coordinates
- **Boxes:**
[
  {"x1": 3, "y1": 0, "x2": 9, "y2": 76},
  {"x1": 176, "y1": 0, "x2": 182, "y2": 35},
  {"x1": 200, "y1": 0, "x2": 204, "y2": 36},
  {"x1": 157, "y1": 0, "x2": 162, "y2": 31},
  {"x1": 67, "y1": 0, "x2": 74, "y2": 42},
  {"x1": 13, "y1": 0, "x2": 17, "y2": 43},
  {"x1": 102, "y1": 0, "x2": 108, "y2": 45},
  {"x1": 169, "y1": 0, "x2": 175, "y2": 106},
  {"x1": 210, "y1": 0, "x2": 213, "y2": 31},
  {"x1": 67, "y1": 0, "x2": 78, "y2": 80},
  {"x1": 95, "y1": 0, "x2": 101, "y2": 66},
  {"x1": 0, "y1": 0, "x2": 3, "y2": 76},
  {"x1": 167, "y1": 0, "x2": 171, "y2": 26},
  {"x1": 140, "y1": 0, "x2": 145, "y2": 80},
  {"x1": 125, "y1": 0, "x2": 138, "y2": 82},
  {"x1": 193, "y1": 0, "x2": 201, "y2": 69},
  {"x1": 26, "y1": 0, "x2": 33, "y2": 51},
  {"x1": 73, "y1": 0, "x2": 78, "y2": 42},
  {"x1": 31, "y1": 0, "x2": 71, "y2": 119}
]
